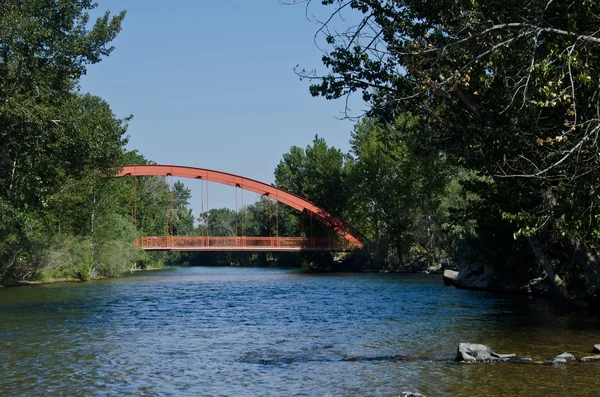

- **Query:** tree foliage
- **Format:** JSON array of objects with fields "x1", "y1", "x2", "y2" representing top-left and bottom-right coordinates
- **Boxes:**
[
  {"x1": 0, "y1": 1, "x2": 134, "y2": 282},
  {"x1": 291, "y1": 0, "x2": 600, "y2": 294},
  {"x1": 296, "y1": 0, "x2": 600, "y2": 229},
  {"x1": 348, "y1": 116, "x2": 449, "y2": 266},
  {"x1": 275, "y1": 135, "x2": 352, "y2": 239}
]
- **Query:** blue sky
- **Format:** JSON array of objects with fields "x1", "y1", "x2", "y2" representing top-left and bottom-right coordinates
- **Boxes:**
[{"x1": 79, "y1": 0, "x2": 363, "y2": 216}]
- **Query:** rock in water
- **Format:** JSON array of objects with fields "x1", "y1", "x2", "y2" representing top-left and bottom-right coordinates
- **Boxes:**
[
  {"x1": 528, "y1": 277, "x2": 554, "y2": 296},
  {"x1": 455, "y1": 343, "x2": 516, "y2": 362},
  {"x1": 343, "y1": 352, "x2": 358, "y2": 361},
  {"x1": 443, "y1": 270, "x2": 459, "y2": 286},
  {"x1": 593, "y1": 344, "x2": 600, "y2": 354},
  {"x1": 514, "y1": 358, "x2": 534, "y2": 364},
  {"x1": 580, "y1": 355, "x2": 600, "y2": 362},
  {"x1": 455, "y1": 261, "x2": 496, "y2": 290},
  {"x1": 399, "y1": 392, "x2": 427, "y2": 397},
  {"x1": 552, "y1": 358, "x2": 567, "y2": 365},
  {"x1": 554, "y1": 352, "x2": 576, "y2": 361}
]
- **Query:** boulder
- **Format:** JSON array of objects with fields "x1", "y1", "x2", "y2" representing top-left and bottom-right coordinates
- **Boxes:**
[
  {"x1": 552, "y1": 358, "x2": 567, "y2": 365},
  {"x1": 443, "y1": 270, "x2": 459, "y2": 286},
  {"x1": 399, "y1": 393, "x2": 426, "y2": 397},
  {"x1": 554, "y1": 352, "x2": 576, "y2": 361},
  {"x1": 455, "y1": 343, "x2": 516, "y2": 363},
  {"x1": 427, "y1": 265, "x2": 443, "y2": 275},
  {"x1": 528, "y1": 277, "x2": 555, "y2": 296},
  {"x1": 343, "y1": 352, "x2": 358, "y2": 361},
  {"x1": 580, "y1": 355, "x2": 600, "y2": 362},
  {"x1": 456, "y1": 261, "x2": 497, "y2": 290},
  {"x1": 593, "y1": 344, "x2": 600, "y2": 354}
]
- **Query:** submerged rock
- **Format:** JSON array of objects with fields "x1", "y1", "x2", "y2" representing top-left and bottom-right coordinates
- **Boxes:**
[
  {"x1": 554, "y1": 352, "x2": 576, "y2": 361},
  {"x1": 580, "y1": 355, "x2": 600, "y2": 362},
  {"x1": 514, "y1": 358, "x2": 534, "y2": 364},
  {"x1": 399, "y1": 392, "x2": 426, "y2": 397},
  {"x1": 455, "y1": 343, "x2": 516, "y2": 362},
  {"x1": 443, "y1": 270, "x2": 459, "y2": 286},
  {"x1": 342, "y1": 352, "x2": 405, "y2": 362}
]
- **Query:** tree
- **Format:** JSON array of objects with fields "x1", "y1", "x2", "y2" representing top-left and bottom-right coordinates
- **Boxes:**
[
  {"x1": 171, "y1": 181, "x2": 194, "y2": 236},
  {"x1": 275, "y1": 135, "x2": 352, "y2": 237},
  {"x1": 199, "y1": 208, "x2": 237, "y2": 236},
  {"x1": 1, "y1": 1, "x2": 126, "y2": 201},
  {"x1": 293, "y1": 0, "x2": 600, "y2": 294},
  {"x1": 348, "y1": 116, "x2": 448, "y2": 267},
  {"x1": 0, "y1": 1, "x2": 127, "y2": 281}
]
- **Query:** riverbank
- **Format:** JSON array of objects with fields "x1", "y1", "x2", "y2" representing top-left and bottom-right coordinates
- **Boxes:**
[
  {"x1": 0, "y1": 265, "x2": 167, "y2": 288},
  {"x1": 442, "y1": 260, "x2": 600, "y2": 307},
  {"x1": 129, "y1": 265, "x2": 167, "y2": 272},
  {"x1": 0, "y1": 277, "x2": 88, "y2": 288}
]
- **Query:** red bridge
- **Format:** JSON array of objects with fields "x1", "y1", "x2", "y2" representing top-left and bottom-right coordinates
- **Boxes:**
[
  {"x1": 118, "y1": 165, "x2": 363, "y2": 252},
  {"x1": 135, "y1": 236, "x2": 351, "y2": 252}
]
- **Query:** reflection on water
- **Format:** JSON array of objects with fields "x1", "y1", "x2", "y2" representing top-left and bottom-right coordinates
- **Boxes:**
[{"x1": 0, "y1": 267, "x2": 599, "y2": 396}]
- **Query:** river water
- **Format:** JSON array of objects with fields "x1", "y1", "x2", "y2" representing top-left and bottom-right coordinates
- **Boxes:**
[{"x1": 1, "y1": 266, "x2": 599, "y2": 397}]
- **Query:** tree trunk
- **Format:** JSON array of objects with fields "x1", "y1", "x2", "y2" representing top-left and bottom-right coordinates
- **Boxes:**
[
  {"x1": 570, "y1": 238, "x2": 600, "y2": 289},
  {"x1": 397, "y1": 234, "x2": 404, "y2": 269},
  {"x1": 527, "y1": 236, "x2": 567, "y2": 297}
]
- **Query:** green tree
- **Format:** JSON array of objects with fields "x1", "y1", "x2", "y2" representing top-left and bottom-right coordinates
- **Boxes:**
[
  {"x1": 275, "y1": 135, "x2": 352, "y2": 238},
  {"x1": 200, "y1": 208, "x2": 237, "y2": 236},
  {"x1": 1, "y1": 1, "x2": 126, "y2": 212},
  {"x1": 274, "y1": 136, "x2": 359, "y2": 271},
  {"x1": 171, "y1": 181, "x2": 194, "y2": 236},
  {"x1": 0, "y1": 1, "x2": 128, "y2": 281},
  {"x1": 295, "y1": 0, "x2": 600, "y2": 295},
  {"x1": 348, "y1": 116, "x2": 448, "y2": 267}
]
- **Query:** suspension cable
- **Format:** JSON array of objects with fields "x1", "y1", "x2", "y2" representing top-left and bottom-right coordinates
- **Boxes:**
[
  {"x1": 241, "y1": 187, "x2": 244, "y2": 239},
  {"x1": 200, "y1": 178, "x2": 204, "y2": 239},
  {"x1": 132, "y1": 170, "x2": 137, "y2": 227},
  {"x1": 166, "y1": 176, "x2": 170, "y2": 235},
  {"x1": 169, "y1": 175, "x2": 175, "y2": 236},
  {"x1": 205, "y1": 180, "x2": 209, "y2": 238}
]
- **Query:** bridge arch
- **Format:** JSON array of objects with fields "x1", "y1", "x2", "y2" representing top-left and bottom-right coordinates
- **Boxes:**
[{"x1": 117, "y1": 164, "x2": 363, "y2": 248}]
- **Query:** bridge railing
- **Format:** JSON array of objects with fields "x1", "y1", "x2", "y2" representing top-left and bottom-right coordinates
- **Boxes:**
[{"x1": 135, "y1": 236, "x2": 350, "y2": 250}]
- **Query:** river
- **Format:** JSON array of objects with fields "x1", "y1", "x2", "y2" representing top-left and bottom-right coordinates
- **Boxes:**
[{"x1": 1, "y1": 266, "x2": 599, "y2": 396}]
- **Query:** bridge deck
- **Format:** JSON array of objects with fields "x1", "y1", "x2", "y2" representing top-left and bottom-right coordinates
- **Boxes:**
[{"x1": 136, "y1": 236, "x2": 353, "y2": 252}]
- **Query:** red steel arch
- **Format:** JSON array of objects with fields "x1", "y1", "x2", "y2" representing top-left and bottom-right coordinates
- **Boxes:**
[{"x1": 117, "y1": 165, "x2": 363, "y2": 248}]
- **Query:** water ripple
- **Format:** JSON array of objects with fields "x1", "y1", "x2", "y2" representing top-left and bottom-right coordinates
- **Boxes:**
[{"x1": 1, "y1": 267, "x2": 600, "y2": 396}]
